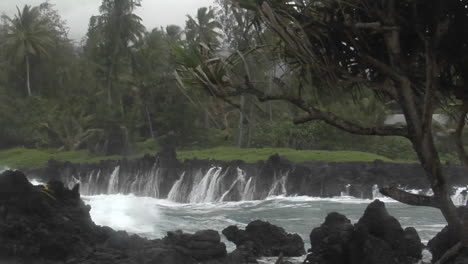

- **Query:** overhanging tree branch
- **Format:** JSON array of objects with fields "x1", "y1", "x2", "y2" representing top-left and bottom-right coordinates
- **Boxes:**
[
  {"x1": 242, "y1": 83, "x2": 409, "y2": 138},
  {"x1": 380, "y1": 186, "x2": 440, "y2": 208},
  {"x1": 293, "y1": 109, "x2": 408, "y2": 137}
]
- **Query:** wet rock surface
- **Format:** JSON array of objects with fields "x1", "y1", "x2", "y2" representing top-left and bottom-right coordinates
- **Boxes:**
[
  {"x1": 26, "y1": 152, "x2": 468, "y2": 201},
  {"x1": 223, "y1": 220, "x2": 306, "y2": 258},
  {"x1": 306, "y1": 212, "x2": 354, "y2": 264},
  {"x1": 304, "y1": 200, "x2": 423, "y2": 264},
  {"x1": 0, "y1": 170, "x2": 234, "y2": 264}
]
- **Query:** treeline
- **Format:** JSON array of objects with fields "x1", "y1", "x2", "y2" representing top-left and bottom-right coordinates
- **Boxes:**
[{"x1": 0, "y1": 0, "x2": 460, "y2": 161}]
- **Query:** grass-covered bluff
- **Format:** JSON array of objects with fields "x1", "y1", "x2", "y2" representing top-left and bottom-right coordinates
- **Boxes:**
[{"x1": 0, "y1": 146, "x2": 411, "y2": 170}]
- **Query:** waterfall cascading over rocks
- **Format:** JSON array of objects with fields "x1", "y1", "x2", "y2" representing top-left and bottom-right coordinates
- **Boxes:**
[{"x1": 26, "y1": 150, "x2": 468, "y2": 203}]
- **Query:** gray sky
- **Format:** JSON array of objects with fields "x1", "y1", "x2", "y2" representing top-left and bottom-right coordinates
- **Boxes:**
[{"x1": 0, "y1": 0, "x2": 216, "y2": 41}]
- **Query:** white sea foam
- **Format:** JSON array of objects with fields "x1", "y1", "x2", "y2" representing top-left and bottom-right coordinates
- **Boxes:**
[
  {"x1": 29, "y1": 178, "x2": 46, "y2": 186},
  {"x1": 79, "y1": 192, "x2": 403, "y2": 238},
  {"x1": 451, "y1": 186, "x2": 468, "y2": 206},
  {"x1": 0, "y1": 166, "x2": 10, "y2": 174},
  {"x1": 82, "y1": 194, "x2": 162, "y2": 235},
  {"x1": 265, "y1": 195, "x2": 399, "y2": 204},
  {"x1": 78, "y1": 191, "x2": 445, "y2": 264},
  {"x1": 258, "y1": 256, "x2": 306, "y2": 264}
]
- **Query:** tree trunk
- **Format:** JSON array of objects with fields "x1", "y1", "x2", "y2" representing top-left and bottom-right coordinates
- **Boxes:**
[
  {"x1": 119, "y1": 98, "x2": 125, "y2": 116},
  {"x1": 405, "y1": 105, "x2": 466, "y2": 245},
  {"x1": 246, "y1": 102, "x2": 254, "y2": 148},
  {"x1": 145, "y1": 105, "x2": 155, "y2": 138},
  {"x1": 107, "y1": 43, "x2": 119, "y2": 106},
  {"x1": 26, "y1": 54, "x2": 32, "y2": 97},
  {"x1": 269, "y1": 63, "x2": 275, "y2": 123},
  {"x1": 388, "y1": 78, "x2": 468, "y2": 243},
  {"x1": 204, "y1": 110, "x2": 210, "y2": 128},
  {"x1": 453, "y1": 106, "x2": 468, "y2": 167},
  {"x1": 107, "y1": 65, "x2": 114, "y2": 106},
  {"x1": 238, "y1": 95, "x2": 245, "y2": 147}
]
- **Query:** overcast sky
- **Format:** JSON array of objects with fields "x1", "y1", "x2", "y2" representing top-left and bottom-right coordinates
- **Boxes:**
[{"x1": 0, "y1": 0, "x2": 216, "y2": 41}]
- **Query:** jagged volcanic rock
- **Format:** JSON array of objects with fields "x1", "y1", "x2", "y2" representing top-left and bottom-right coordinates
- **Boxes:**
[
  {"x1": 0, "y1": 170, "x2": 235, "y2": 264},
  {"x1": 348, "y1": 200, "x2": 422, "y2": 264},
  {"x1": 222, "y1": 220, "x2": 305, "y2": 258},
  {"x1": 304, "y1": 200, "x2": 422, "y2": 264},
  {"x1": 26, "y1": 152, "x2": 468, "y2": 202},
  {"x1": 162, "y1": 229, "x2": 227, "y2": 261},
  {"x1": 306, "y1": 212, "x2": 354, "y2": 264}
]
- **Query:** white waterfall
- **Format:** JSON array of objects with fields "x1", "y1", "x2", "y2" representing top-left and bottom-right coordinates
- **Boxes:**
[
  {"x1": 96, "y1": 170, "x2": 101, "y2": 182},
  {"x1": 107, "y1": 166, "x2": 120, "y2": 194},
  {"x1": 219, "y1": 167, "x2": 247, "y2": 202},
  {"x1": 188, "y1": 167, "x2": 223, "y2": 203},
  {"x1": 87, "y1": 170, "x2": 101, "y2": 195},
  {"x1": 426, "y1": 189, "x2": 434, "y2": 196},
  {"x1": 372, "y1": 184, "x2": 384, "y2": 199},
  {"x1": 242, "y1": 176, "x2": 254, "y2": 200},
  {"x1": 81, "y1": 170, "x2": 94, "y2": 195},
  {"x1": 167, "y1": 172, "x2": 185, "y2": 202},
  {"x1": 129, "y1": 173, "x2": 141, "y2": 194},
  {"x1": 87, "y1": 170, "x2": 94, "y2": 192},
  {"x1": 268, "y1": 171, "x2": 288, "y2": 197},
  {"x1": 93, "y1": 170, "x2": 101, "y2": 194},
  {"x1": 340, "y1": 184, "x2": 351, "y2": 197},
  {"x1": 451, "y1": 187, "x2": 468, "y2": 206},
  {"x1": 205, "y1": 167, "x2": 225, "y2": 202},
  {"x1": 68, "y1": 175, "x2": 80, "y2": 190},
  {"x1": 142, "y1": 165, "x2": 162, "y2": 197}
]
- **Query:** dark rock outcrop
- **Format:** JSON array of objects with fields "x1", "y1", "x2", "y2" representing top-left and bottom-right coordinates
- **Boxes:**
[
  {"x1": 0, "y1": 170, "x2": 233, "y2": 264},
  {"x1": 0, "y1": 170, "x2": 97, "y2": 261},
  {"x1": 348, "y1": 200, "x2": 423, "y2": 264},
  {"x1": 304, "y1": 200, "x2": 423, "y2": 264},
  {"x1": 162, "y1": 229, "x2": 227, "y2": 261},
  {"x1": 223, "y1": 220, "x2": 305, "y2": 258},
  {"x1": 306, "y1": 212, "x2": 354, "y2": 264},
  {"x1": 26, "y1": 152, "x2": 468, "y2": 202}
]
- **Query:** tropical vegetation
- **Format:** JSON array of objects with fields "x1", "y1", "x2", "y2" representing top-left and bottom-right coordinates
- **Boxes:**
[{"x1": 0, "y1": 0, "x2": 465, "y2": 168}]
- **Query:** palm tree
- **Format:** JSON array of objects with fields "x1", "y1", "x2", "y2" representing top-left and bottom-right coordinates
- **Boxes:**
[
  {"x1": 185, "y1": 7, "x2": 222, "y2": 48},
  {"x1": 2, "y1": 5, "x2": 53, "y2": 96},
  {"x1": 91, "y1": 0, "x2": 145, "y2": 105},
  {"x1": 166, "y1": 25, "x2": 183, "y2": 43}
]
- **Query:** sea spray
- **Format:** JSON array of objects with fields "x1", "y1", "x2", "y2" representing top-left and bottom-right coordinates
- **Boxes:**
[
  {"x1": 107, "y1": 166, "x2": 120, "y2": 194},
  {"x1": 167, "y1": 172, "x2": 185, "y2": 202}
]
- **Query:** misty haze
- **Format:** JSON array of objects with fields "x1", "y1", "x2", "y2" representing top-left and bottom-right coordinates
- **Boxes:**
[{"x1": 0, "y1": 0, "x2": 467, "y2": 264}]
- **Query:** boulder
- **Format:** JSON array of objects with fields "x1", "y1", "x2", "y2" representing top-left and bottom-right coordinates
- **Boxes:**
[
  {"x1": 223, "y1": 220, "x2": 305, "y2": 257},
  {"x1": 304, "y1": 200, "x2": 422, "y2": 264},
  {"x1": 0, "y1": 170, "x2": 227, "y2": 264},
  {"x1": 0, "y1": 170, "x2": 97, "y2": 261},
  {"x1": 305, "y1": 212, "x2": 354, "y2": 264},
  {"x1": 348, "y1": 200, "x2": 422, "y2": 264},
  {"x1": 162, "y1": 229, "x2": 227, "y2": 261}
]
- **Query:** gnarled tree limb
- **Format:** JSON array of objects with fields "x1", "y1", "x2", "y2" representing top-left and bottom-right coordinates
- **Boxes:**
[
  {"x1": 242, "y1": 81, "x2": 409, "y2": 138},
  {"x1": 380, "y1": 186, "x2": 440, "y2": 208},
  {"x1": 294, "y1": 109, "x2": 408, "y2": 137},
  {"x1": 435, "y1": 242, "x2": 463, "y2": 264}
]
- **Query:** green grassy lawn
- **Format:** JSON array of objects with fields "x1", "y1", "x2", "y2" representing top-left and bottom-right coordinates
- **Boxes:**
[
  {"x1": 0, "y1": 146, "x2": 410, "y2": 169},
  {"x1": 0, "y1": 148, "x2": 122, "y2": 169},
  {"x1": 177, "y1": 146, "x2": 400, "y2": 163}
]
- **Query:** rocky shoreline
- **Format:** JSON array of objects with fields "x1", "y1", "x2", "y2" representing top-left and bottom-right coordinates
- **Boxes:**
[
  {"x1": 1, "y1": 170, "x2": 464, "y2": 264},
  {"x1": 26, "y1": 151, "x2": 468, "y2": 202}
]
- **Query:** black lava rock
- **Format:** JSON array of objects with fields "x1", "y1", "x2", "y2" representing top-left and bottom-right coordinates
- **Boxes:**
[
  {"x1": 223, "y1": 220, "x2": 305, "y2": 258},
  {"x1": 304, "y1": 200, "x2": 423, "y2": 264}
]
